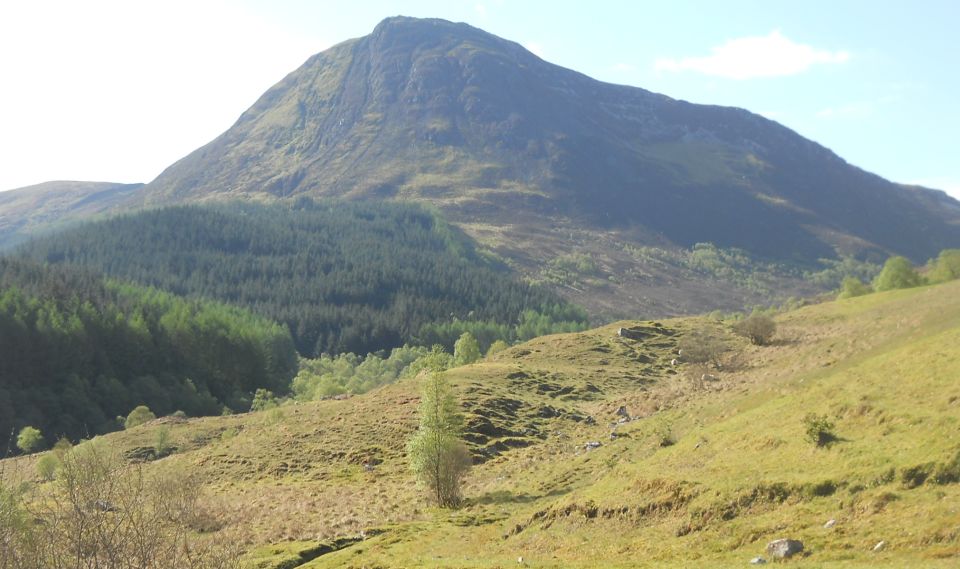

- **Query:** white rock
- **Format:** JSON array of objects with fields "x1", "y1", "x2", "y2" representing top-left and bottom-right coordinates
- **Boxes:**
[
  {"x1": 766, "y1": 539, "x2": 804, "y2": 559},
  {"x1": 873, "y1": 540, "x2": 886, "y2": 552},
  {"x1": 824, "y1": 519, "x2": 836, "y2": 528},
  {"x1": 750, "y1": 557, "x2": 767, "y2": 564}
]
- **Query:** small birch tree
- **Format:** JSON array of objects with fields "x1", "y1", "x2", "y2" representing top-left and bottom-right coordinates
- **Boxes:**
[{"x1": 407, "y1": 371, "x2": 471, "y2": 508}]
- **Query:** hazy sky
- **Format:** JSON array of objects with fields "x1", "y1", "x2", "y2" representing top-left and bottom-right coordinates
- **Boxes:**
[{"x1": 1, "y1": 0, "x2": 958, "y2": 198}]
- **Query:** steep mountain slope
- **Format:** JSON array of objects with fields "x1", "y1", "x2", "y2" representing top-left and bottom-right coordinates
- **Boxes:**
[
  {"x1": 8, "y1": 280, "x2": 960, "y2": 567},
  {"x1": 0, "y1": 181, "x2": 143, "y2": 248},
  {"x1": 143, "y1": 16, "x2": 960, "y2": 266}
]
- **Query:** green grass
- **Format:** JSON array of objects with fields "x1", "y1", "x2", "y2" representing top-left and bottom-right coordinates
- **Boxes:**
[{"x1": 8, "y1": 280, "x2": 960, "y2": 567}]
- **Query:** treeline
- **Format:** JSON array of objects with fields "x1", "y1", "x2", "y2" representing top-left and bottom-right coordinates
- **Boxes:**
[
  {"x1": 18, "y1": 199, "x2": 586, "y2": 357},
  {"x1": 0, "y1": 257, "x2": 298, "y2": 445},
  {"x1": 837, "y1": 249, "x2": 960, "y2": 298}
]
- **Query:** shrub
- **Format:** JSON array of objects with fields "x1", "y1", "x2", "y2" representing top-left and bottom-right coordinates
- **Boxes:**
[
  {"x1": 678, "y1": 327, "x2": 727, "y2": 368},
  {"x1": 37, "y1": 453, "x2": 60, "y2": 481},
  {"x1": 485, "y1": 339, "x2": 510, "y2": 358},
  {"x1": 901, "y1": 463, "x2": 934, "y2": 489},
  {"x1": 655, "y1": 423, "x2": 676, "y2": 447},
  {"x1": 9, "y1": 440, "x2": 239, "y2": 565},
  {"x1": 837, "y1": 276, "x2": 873, "y2": 299},
  {"x1": 873, "y1": 256, "x2": 923, "y2": 291},
  {"x1": 927, "y1": 249, "x2": 960, "y2": 284},
  {"x1": 124, "y1": 405, "x2": 156, "y2": 429},
  {"x1": 52, "y1": 437, "x2": 73, "y2": 457},
  {"x1": 931, "y1": 451, "x2": 960, "y2": 484},
  {"x1": 803, "y1": 413, "x2": 837, "y2": 447},
  {"x1": 733, "y1": 314, "x2": 777, "y2": 346},
  {"x1": 250, "y1": 388, "x2": 278, "y2": 412},
  {"x1": 154, "y1": 427, "x2": 172, "y2": 458},
  {"x1": 453, "y1": 332, "x2": 481, "y2": 366},
  {"x1": 16, "y1": 426, "x2": 45, "y2": 454},
  {"x1": 804, "y1": 480, "x2": 838, "y2": 497}
]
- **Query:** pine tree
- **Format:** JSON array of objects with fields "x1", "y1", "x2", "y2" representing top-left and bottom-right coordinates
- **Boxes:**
[{"x1": 407, "y1": 370, "x2": 471, "y2": 508}]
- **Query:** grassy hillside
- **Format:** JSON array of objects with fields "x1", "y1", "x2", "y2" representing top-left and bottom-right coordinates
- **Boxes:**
[
  {"x1": 6, "y1": 280, "x2": 960, "y2": 567},
  {"x1": 0, "y1": 181, "x2": 143, "y2": 249}
]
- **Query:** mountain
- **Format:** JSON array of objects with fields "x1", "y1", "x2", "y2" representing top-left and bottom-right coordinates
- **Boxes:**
[
  {"x1": 3, "y1": 17, "x2": 958, "y2": 319},
  {"x1": 7, "y1": 279, "x2": 960, "y2": 566},
  {"x1": 0, "y1": 181, "x2": 144, "y2": 249},
  {"x1": 142, "y1": 16, "x2": 960, "y2": 265}
]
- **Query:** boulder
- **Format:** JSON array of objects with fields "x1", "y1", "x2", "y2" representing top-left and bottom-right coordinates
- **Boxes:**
[
  {"x1": 765, "y1": 539, "x2": 804, "y2": 559},
  {"x1": 749, "y1": 557, "x2": 766, "y2": 565},
  {"x1": 584, "y1": 441, "x2": 602, "y2": 451}
]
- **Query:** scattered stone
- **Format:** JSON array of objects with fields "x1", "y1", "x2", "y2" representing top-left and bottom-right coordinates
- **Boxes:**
[
  {"x1": 872, "y1": 540, "x2": 886, "y2": 552},
  {"x1": 538, "y1": 405, "x2": 560, "y2": 418},
  {"x1": 617, "y1": 417, "x2": 630, "y2": 424},
  {"x1": 749, "y1": 557, "x2": 767, "y2": 565},
  {"x1": 609, "y1": 431, "x2": 618, "y2": 440},
  {"x1": 517, "y1": 556, "x2": 524, "y2": 565},
  {"x1": 584, "y1": 416, "x2": 596, "y2": 425},
  {"x1": 88, "y1": 500, "x2": 118, "y2": 513},
  {"x1": 766, "y1": 539, "x2": 804, "y2": 559},
  {"x1": 617, "y1": 327, "x2": 645, "y2": 340},
  {"x1": 671, "y1": 359, "x2": 678, "y2": 366},
  {"x1": 615, "y1": 405, "x2": 630, "y2": 418},
  {"x1": 584, "y1": 441, "x2": 602, "y2": 451},
  {"x1": 824, "y1": 519, "x2": 836, "y2": 529}
]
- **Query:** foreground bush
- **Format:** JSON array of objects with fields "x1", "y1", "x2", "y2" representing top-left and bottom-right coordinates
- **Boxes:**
[
  {"x1": 1, "y1": 441, "x2": 238, "y2": 569},
  {"x1": 733, "y1": 314, "x2": 777, "y2": 346}
]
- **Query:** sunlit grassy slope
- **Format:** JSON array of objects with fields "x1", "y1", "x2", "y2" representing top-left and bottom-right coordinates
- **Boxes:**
[{"x1": 11, "y1": 280, "x2": 960, "y2": 567}]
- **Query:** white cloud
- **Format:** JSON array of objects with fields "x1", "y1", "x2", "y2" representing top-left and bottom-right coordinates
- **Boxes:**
[{"x1": 655, "y1": 30, "x2": 849, "y2": 80}]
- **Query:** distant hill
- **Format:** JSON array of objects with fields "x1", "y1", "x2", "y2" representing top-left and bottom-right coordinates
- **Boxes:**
[{"x1": 0, "y1": 181, "x2": 143, "y2": 248}]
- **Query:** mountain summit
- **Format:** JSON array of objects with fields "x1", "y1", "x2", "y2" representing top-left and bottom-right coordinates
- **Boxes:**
[{"x1": 142, "y1": 16, "x2": 960, "y2": 263}]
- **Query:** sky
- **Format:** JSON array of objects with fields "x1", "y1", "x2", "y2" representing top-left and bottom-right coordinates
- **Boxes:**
[{"x1": 1, "y1": 0, "x2": 958, "y2": 198}]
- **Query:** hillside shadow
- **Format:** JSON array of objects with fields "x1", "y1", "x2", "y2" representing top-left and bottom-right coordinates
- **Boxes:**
[{"x1": 472, "y1": 487, "x2": 569, "y2": 506}]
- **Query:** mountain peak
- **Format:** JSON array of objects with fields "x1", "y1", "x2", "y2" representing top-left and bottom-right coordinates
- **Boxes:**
[{"x1": 140, "y1": 17, "x2": 960, "y2": 265}]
